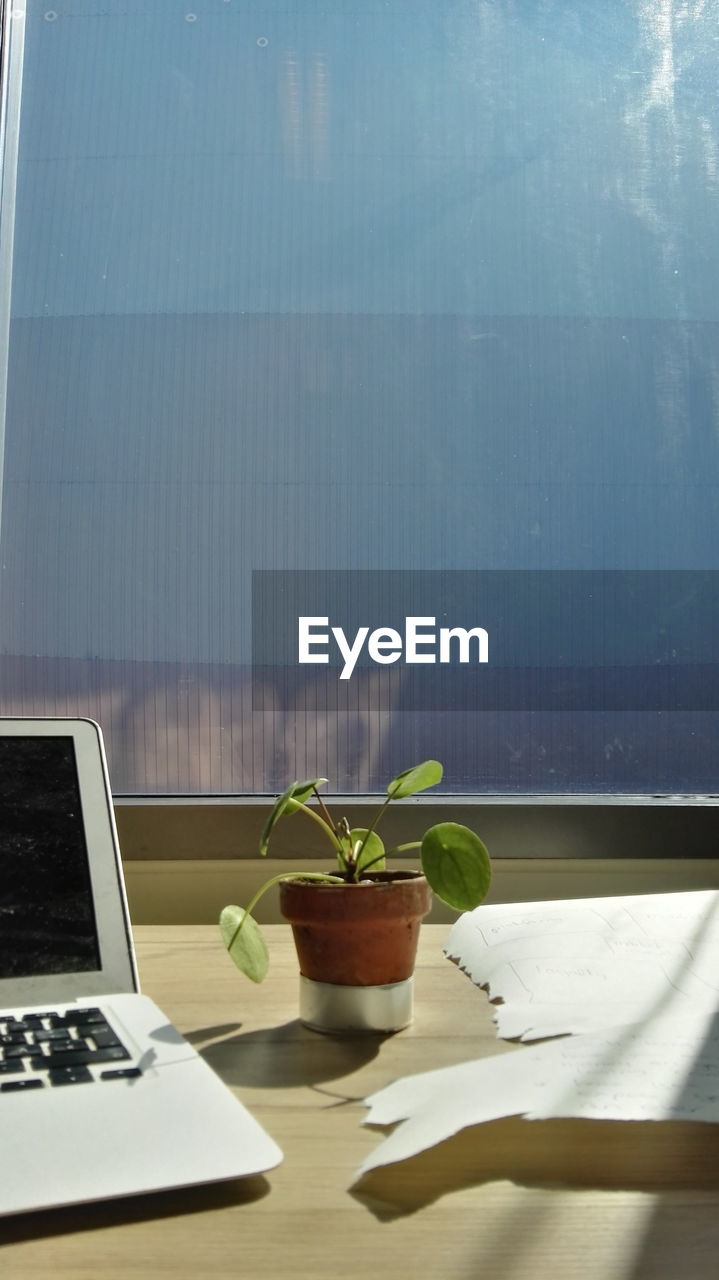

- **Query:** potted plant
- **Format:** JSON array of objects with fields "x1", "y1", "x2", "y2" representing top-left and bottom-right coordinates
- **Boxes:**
[{"x1": 220, "y1": 760, "x2": 491, "y2": 1033}]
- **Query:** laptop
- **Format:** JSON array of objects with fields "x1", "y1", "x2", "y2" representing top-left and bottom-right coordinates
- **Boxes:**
[{"x1": 0, "y1": 717, "x2": 282, "y2": 1217}]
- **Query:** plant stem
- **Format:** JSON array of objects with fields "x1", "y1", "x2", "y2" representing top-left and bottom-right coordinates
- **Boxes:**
[
  {"x1": 312, "y1": 786, "x2": 337, "y2": 835},
  {"x1": 227, "y1": 871, "x2": 345, "y2": 949},
  {"x1": 313, "y1": 787, "x2": 350, "y2": 871},
  {"x1": 354, "y1": 794, "x2": 392, "y2": 862},
  {"x1": 294, "y1": 800, "x2": 346, "y2": 854},
  {"x1": 361, "y1": 840, "x2": 421, "y2": 875}
]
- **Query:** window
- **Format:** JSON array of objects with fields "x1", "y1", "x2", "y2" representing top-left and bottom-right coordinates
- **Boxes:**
[{"x1": 1, "y1": 2, "x2": 718, "y2": 803}]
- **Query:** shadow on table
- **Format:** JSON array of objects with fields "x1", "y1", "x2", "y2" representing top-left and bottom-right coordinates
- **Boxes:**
[
  {"x1": 621, "y1": 1191, "x2": 719, "y2": 1280},
  {"x1": 183, "y1": 1022, "x2": 245, "y2": 1044},
  {"x1": 198, "y1": 1019, "x2": 386, "y2": 1092},
  {"x1": 352, "y1": 1115, "x2": 719, "y2": 1219},
  {"x1": 0, "y1": 1174, "x2": 270, "y2": 1246}
]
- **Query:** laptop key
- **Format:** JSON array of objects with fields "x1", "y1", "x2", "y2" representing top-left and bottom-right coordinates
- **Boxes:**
[
  {"x1": 41, "y1": 1044, "x2": 130, "y2": 1069},
  {"x1": 89, "y1": 1028, "x2": 122, "y2": 1049},
  {"x1": 101, "y1": 1067, "x2": 143, "y2": 1081},
  {"x1": 1, "y1": 1077, "x2": 44, "y2": 1093},
  {"x1": 59, "y1": 1009, "x2": 107, "y2": 1027},
  {"x1": 0, "y1": 1059, "x2": 25, "y2": 1075},
  {"x1": 49, "y1": 1065, "x2": 94, "y2": 1087},
  {"x1": 3, "y1": 1043, "x2": 31, "y2": 1059},
  {"x1": 33, "y1": 1028, "x2": 75, "y2": 1044}
]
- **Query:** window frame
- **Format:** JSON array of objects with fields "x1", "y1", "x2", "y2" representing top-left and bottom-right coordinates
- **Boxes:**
[{"x1": 113, "y1": 794, "x2": 719, "y2": 863}]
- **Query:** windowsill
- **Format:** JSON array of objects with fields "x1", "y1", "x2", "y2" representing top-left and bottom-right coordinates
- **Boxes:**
[
  {"x1": 114, "y1": 797, "x2": 719, "y2": 862},
  {"x1": 124, "y1": 856, "x2": 719, "y2": 925}
]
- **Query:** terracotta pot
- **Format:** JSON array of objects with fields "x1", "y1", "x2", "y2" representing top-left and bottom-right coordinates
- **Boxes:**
[{"x1": 279, "y1": 871, "x2": 433, "y2": 1033}]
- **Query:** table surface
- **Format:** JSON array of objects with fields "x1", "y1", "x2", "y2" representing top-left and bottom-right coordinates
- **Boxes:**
[{"x1": 3, "y1": 924, "x2": 719, "y2": 1280}]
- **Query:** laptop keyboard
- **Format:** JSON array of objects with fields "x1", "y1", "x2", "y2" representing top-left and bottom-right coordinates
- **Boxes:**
[{"x1": 0, "y1": 1008, "x2": 142, "y2": 1091}]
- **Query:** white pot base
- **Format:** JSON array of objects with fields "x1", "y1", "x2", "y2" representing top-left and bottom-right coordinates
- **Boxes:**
[{"x1": 299, "y1": 975, "x2": 414, "y2": 1034}]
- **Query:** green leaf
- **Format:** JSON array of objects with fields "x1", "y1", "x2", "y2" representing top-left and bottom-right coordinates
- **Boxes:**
[
  {"x1": 420, "y1": 822, "x2": 491, "y2": 912},
  {"x1": 387, "y1": 759, "x2": 443, "y2": 799},
  {"x1": 258, "y1": 778, "x2": 327, "y2": 854},
  {"x1": 219, "y1": 905, "x2": 269, "y2": 983},
  {"x1": 292, "y1": 777, "x2": 328, "y2": 804},
  {"x1": 350, "y1": 828, "x2": 386, "y2": 873}
]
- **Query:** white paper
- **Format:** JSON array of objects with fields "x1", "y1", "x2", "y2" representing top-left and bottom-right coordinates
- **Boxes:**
[
  {"x1": 358, "y1": 1004, "x2": 719, "y2": 1176},
  {"x1": 444, "y1": 889, "x2": 719, "y2": 1041},
  {"x1": 356, "y1": 890, "x2": 719, "y2": 1177}
]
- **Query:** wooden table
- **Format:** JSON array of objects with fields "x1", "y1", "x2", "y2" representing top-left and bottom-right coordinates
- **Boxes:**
[{"x1": 3, "y1": 925, "x2": 719, "y2": 1279}]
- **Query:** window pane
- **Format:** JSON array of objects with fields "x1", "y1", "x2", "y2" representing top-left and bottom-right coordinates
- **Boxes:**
[{"x1": 1, "y1": 2, "x2": 718, "y2": 794}]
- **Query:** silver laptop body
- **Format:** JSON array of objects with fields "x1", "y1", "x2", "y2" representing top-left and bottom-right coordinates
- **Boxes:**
[{"x1": 0, "y1": 717, "x2": 281, "y2": 1216}]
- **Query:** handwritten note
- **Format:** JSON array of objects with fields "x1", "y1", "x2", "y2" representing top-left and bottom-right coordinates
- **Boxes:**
[
  {"x1": 444, "y1": 889, "x2": 719, "y2": 1041},
  {"x1": 358, "y1": 1003, "x2": 719, "y2": 1176},
  {"x1": 356, "y1": 890, "x2": 719, "y2": 1176}
]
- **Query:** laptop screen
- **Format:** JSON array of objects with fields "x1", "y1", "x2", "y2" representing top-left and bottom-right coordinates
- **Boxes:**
[{"x1": 0, "y1": 736, "x2": 101, "y2": 979}]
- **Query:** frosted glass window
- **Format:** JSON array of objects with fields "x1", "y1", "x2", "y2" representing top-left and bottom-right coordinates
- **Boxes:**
[{"x1": 1, "y1": 2, "x2": 718, "y2": 794}]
